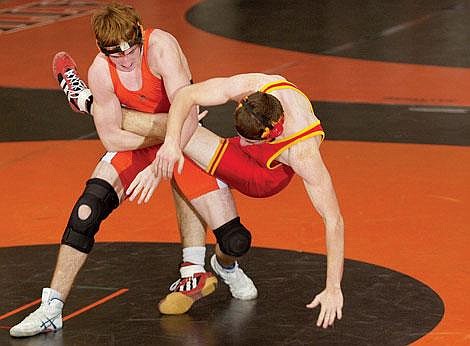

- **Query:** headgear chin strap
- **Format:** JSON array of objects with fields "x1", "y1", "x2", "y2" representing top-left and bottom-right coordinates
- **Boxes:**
[
  {"x1": 261, "y1": 115, "x2": 284, "y2": 140},
  {"x1": 98, "y1": 24, "x2": 143, "y2": 56},
  {"x1": 239, "y1": 97, "x2": 285, "y2": 140}
]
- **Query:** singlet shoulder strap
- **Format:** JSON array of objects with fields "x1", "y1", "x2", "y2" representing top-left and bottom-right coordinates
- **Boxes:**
[
  {"x1": 142, "y1": 28, "x2": 155, "y2": 75},
  {"x1": 259, "y1": 80, "x2": 314, "y2": 114},
  {"x1": 260, "y1": 80, "x2": 297, "y2": 93},
  {"x1": 266, "y1": 121, "x2": 325, "y2": 169}
]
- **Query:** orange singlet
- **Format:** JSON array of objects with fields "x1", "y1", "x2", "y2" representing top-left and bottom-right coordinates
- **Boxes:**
[{"x1": 101, "y1": 28, "x2": 220, "y2": 200}]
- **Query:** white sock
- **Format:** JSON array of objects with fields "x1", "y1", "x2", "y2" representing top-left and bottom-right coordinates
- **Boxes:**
[
  {"x1": 182, "y1": 246, "x2": 206, "y2": 266},
  {"x1": 181, "y1": 247, "x2": 206, "y2": 277}
]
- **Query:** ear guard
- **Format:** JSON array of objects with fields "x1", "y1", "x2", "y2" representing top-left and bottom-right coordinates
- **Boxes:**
[
  {"x1": 261, "y1": 115, "x2": 284, "y2": 139},
  {"x1": 98, "y1": 24, "x2": 143, "y2": 56}
]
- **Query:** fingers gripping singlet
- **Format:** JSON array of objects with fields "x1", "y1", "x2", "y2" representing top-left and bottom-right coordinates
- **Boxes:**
[{"x1": 206, "y1": 81, "x2": 325, "y2": 198}]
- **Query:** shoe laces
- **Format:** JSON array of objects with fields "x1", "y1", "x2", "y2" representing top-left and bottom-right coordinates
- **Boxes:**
[
  {"x1": 169, "y1": 276, "x2": 198, "y2": 293},
  {"x1": 63, "y1": 69, "x2": 87, "y2": 99},
  {"x1": 169, "y1": 278, "x2": 182, "y2": 291}
]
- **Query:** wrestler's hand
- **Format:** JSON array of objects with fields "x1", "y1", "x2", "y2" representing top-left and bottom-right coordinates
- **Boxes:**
[
  {"x1": 126, "y1": 163, "x2": 161, "y2": 204},
  {"x1": 306, "y1": 287, "x2": 343, "y2": 328},
  {"x1": 154, "y1": 137, "x2": 184, "y2": 179}
]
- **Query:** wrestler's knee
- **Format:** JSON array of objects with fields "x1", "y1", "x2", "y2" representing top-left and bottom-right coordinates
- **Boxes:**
[
  {"x1": 61, "y1": 178, "x2": 119, "y2": 254},
  {"x1": 213, "y1": 217, "x2": 251, "y2": 257}
]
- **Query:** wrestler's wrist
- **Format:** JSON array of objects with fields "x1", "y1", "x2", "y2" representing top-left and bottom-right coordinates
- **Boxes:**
[
  {"x1": 325, "y1": 280, "x2": 341, "y2": 290},
  {"x1": 164, "y1": 135, "x2": 179, "y2": 145}
]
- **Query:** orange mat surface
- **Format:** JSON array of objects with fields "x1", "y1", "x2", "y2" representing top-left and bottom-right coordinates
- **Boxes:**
[{"x1": 1, "y1": 0, "x2": 469, "y2": 343}]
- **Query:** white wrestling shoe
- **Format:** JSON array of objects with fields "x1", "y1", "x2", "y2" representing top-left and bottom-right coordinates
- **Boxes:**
[
  {"x1": 210, "y1": 254, "x2": 258, "y2": 300},
  {"x1": 10, "y1": 288, "x2": 64, "y2": 338}
]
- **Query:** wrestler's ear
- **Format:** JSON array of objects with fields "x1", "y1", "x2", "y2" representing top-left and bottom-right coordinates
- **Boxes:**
[
  {"x1": 96, "y1": 40, "x2": 103, "y2": 54},
  {"x1": 136, "y1": 22, "x2": 144, "y2": 38},
  {"x1": 136, "y1": 23, "x2": 144, "y2": 45}
]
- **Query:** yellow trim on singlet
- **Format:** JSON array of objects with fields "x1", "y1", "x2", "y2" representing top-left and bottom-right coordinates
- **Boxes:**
[
  {"x1": 259, "y1": 81, "x2": 324, "y2": 170},
  {"x1": 259, "y1": 80, "x2": 296, "y2": 92},
  {"x1": 207, "y1": 139, "x2": 229, "y2": 175},
  {"x1": 260, "y1": 80, "x2": 315, "y2": 114},
  {"x1": 207, "y1": 80, "x2": 324, "y2": 173},
  {"x1": 265, "y1": 122, "x2": 325, "y2": 170}
]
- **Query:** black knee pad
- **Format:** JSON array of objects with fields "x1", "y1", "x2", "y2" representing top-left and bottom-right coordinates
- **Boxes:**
[
  {"x1": 61, "y1": 178, "x2": 119, "y2": 253},
  {"x1": 213, "y1": 217, "x2": 251, "y2": 257}
]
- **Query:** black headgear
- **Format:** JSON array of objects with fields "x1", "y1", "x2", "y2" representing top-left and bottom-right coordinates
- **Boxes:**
[{"x1": 98, "y1": 25, "x2": 143, "y2": 56}]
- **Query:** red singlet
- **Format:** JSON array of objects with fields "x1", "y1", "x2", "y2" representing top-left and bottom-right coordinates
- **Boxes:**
[{"x1": 206, "y1": 81, "x2": 325, "y2": 198}]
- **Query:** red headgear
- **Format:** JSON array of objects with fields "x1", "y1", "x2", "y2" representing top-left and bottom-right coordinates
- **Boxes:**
[{"x1": 261, "y1": 115, "x2": 285, "y2": 139}]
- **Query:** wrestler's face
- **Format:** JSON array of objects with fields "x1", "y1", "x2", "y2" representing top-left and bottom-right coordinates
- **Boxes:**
[{"x1": 108, "y1": 44, "x2": 141, "y2": 72}]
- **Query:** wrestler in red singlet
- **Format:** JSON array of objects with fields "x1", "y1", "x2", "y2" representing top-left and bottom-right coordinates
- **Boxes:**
[{"x1": 206, "y1": 81, "x2": 325, "y2": 198}]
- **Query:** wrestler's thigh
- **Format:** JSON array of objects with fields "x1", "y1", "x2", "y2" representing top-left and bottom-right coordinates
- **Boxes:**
[
  {"x1": 191, "y1": 187, "x2": 238, "y2": 230},
  {"x1": 90, "y1": 161, "x2": 125, "y2": 202},
  {"x1": 184, "y1": 126, "x2": 222, "y2": 170}
]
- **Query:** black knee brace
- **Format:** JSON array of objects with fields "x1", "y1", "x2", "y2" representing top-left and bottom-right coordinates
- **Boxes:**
[
  {"x1": 213, "y1": 217, "x2": 251, "y2": 257},
  {"x1": 61, "y1": 178, "x2": 119, "y2": 253}
]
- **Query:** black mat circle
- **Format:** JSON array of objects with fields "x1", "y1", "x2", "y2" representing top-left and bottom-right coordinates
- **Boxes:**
[
  {"x1": 1, "y1": 243, "x2": 443, "y2": 345},
  {"x1": 186, "y1": 0, "x2": 469, "y2": 68}
]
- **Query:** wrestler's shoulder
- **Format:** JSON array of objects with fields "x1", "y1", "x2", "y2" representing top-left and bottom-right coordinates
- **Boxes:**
[
  {"x1": 88, "y1": 54, "x2": 112, "y2": 84},
  {"x1": 148, "y1": 29, "x2": 180, "y2": 49}
]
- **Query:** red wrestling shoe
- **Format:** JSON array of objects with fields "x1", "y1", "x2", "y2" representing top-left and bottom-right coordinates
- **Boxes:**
[
  {"x1": 52, "y1": 51, "x2": 93, "y2": 114},
  {"x1": 158, "y1": 263, "x2": 218, "y2": 315}
]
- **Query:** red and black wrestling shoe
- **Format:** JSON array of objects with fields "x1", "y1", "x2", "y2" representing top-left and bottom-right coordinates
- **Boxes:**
[
  {"x1": 52, "y1": 51, "x2": 93, "y2": 114},
  {"x1": 158, "y1": 263, "x2": 218, "y2": 315}
]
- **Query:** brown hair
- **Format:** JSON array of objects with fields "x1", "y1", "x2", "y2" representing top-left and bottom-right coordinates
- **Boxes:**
[
  {"x1": 91, "y1": 3, "x2": 142, "y2": 47},
  {"x1": 234, "y1": 91, "x2": 284, "y2": 140}
]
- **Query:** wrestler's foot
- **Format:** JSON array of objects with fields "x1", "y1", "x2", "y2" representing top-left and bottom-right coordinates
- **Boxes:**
[
  {"x1": 10, "y1": 288, "x2": 63, "y2": 338},
  {"x1": 210, "y1": 254, "x2": 258, "y2": 300},
  {"x1": 52, "y1": 51, "x2": 93, "y2": 114},
  {"x1": 158, "y1": 263, "x2": 218, "y2": 315}
]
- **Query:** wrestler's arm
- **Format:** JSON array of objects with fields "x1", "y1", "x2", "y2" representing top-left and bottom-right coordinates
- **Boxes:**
[
  {"x1": 87, "y1": 57, "x2": 160, "y2": 151},
  {"x1": 151, "y1": 73, "x2": 277, "y2": 178},
  {"x1": 119, "y1": 73, "x2": 281, "y2": 142},
  {"x1": 126, "y1": 73, "x2": 284, "y2": 191},
  {"x1": 148, "y1": 30, "x2": 198, "y2": 148},
  {"x1": 121, "y1": 108, "x2": 168, "y2": 138},
  {"x1": 164, "y1": 73, "x2": 279, "y2": 147},
  {"x1": 287, "y1": 136, "x2": 344, "y2": 328}
]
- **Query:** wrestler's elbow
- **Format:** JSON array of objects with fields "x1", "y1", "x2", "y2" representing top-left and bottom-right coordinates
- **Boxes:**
[
  {"x1": 99, "y1": 132, "x2": 122, "y2": 152},
  {"x1": 177, "y1": 84, "x2": 199, "y2": 107},
  {"x1": 101, "y1": 139, "x2": 118, "y2": 152},
  {"x1": 173, "y1": 84, "x2": 190, "y2": 101}
]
